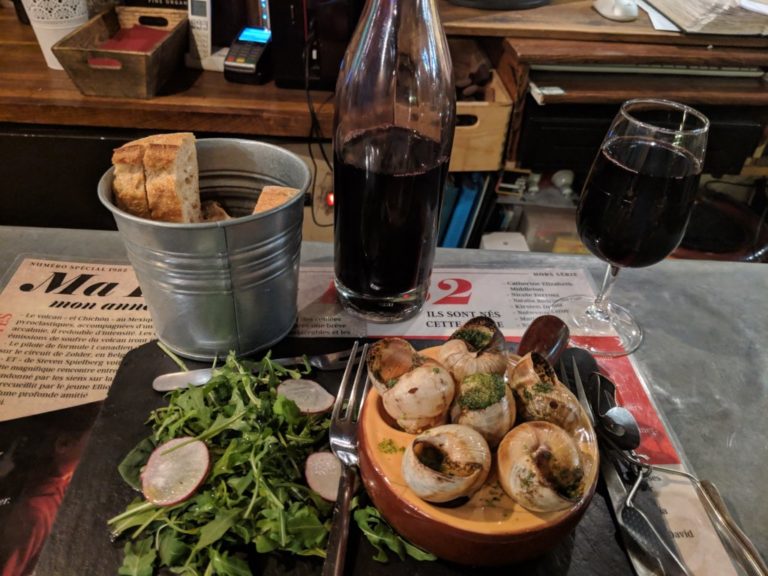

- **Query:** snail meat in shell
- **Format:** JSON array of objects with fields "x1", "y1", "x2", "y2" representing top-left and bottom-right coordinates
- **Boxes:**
[
  {"x1": 450, "y1": 373, "x2": 515, "y2": 447},
  {"x1": 497, "y1": 421, "x2": 584, "y2": 513},
  {"x1": 367, "y1": 337, "x2": 425, "y2": 395},
  {"x1": 402, "y1": 424, "x2": 492, "y2": 503}
]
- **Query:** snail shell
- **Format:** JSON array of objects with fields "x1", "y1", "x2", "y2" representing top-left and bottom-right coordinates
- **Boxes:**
[
  {"x1": 450, "y1": 373, "x2": 515, "y2": 447},
  {"x1": 367, "y1": 337, "x2": 424, "y2": 395},
  {"x1": 381, "y1": 359, "x2": 455, "y2": 434},
  {"x1": 436, "y1": 316, "x2": 508, "y2": 382},
  {"x1": 497, "y1": 421, "x2": 584, "y2": 513},
  {"x1": 508, "y1": 352, "x2": 580, "y2": 433},
  {"x1": 402, "y1": 424, "x2": 492, "y2": 503}
]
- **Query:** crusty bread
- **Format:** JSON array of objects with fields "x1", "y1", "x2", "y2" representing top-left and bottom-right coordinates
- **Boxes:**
[
  {"x1": 253, "y1": 185, "x2": 300, "y2": 214},
  {"x1": 202, "y1": 200, "x2": 231, "y2": 222},
  {"x1": 143, "y1": 133, "x2": 200, "y2": 222},
  {"x1": 112, "y1": 133, "x2": 201, "y2": 223},
  {"x1": 111, "y1": 139, "x2": 151, "y2": 219}
]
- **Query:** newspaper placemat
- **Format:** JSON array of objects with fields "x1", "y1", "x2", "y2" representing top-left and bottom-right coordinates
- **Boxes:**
[{"x1": 0, "y1": 257, "x2": 739, "y2": 575}]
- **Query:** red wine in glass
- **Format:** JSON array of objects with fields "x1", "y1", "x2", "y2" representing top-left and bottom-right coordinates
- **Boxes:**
[
  {"x1": 579, "y1": 136, "x2": 702, "y2": 269},
  {"x1": 551, "y1": 99, "x2": 709, "y2": 357}
]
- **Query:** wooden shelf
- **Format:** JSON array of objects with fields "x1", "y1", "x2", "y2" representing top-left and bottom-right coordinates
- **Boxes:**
[
  {"x1": 0, "y1": 11, "x2": 334, "y2": 138},
  {"x1": 528, "y1": 71, "x2": 768, "y2": 106},
  {"x1": 438, "y1": 0, "x2": 768, "y2": 48},
  {"x1": 507, "y1": 37, "x2": 768, "y2": 67}
]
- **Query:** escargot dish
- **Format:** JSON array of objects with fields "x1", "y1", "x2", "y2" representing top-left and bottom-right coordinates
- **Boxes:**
[
  {"x1": 357, "y1": 322, "x2": 600, "y2": 566},
  {"x1": 402, "y1": 424, "x2": 492, "y2": 503}
]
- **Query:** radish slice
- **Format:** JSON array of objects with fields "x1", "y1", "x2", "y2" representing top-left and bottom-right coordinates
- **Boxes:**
[
  {"x1": 277, "y1": 379, "x2": 335, "y2": 414},
  {"x1": 140, "y1": 437, "x2": 209, "y2": 506},
  {"x1": 305, "y1": 451, "x2": 342, "y2": 501}
]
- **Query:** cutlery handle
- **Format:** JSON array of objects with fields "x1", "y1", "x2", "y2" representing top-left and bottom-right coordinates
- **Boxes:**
[
  {"x1": 699, "y1": 480, "x2": 768, "y2": 576},
  {"x1": 322, "y1": 466, "x2": 357, "y2": 576},
  {"x1": 271, "y1": 355, "x2": 305, "y2": 367}
]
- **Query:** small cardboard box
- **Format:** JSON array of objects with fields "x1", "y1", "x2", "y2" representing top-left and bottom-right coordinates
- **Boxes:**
[
  {"x1": 53, "y1": 6, "x2": 188, "y2": 99},
  {"x1": 449, "y1": 72, "x2": 513, "y2": 173}
]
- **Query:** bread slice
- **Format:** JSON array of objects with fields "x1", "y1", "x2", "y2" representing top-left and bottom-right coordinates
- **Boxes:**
[
  {"x1": 143, "y1": 133, "x2": 201, "y2": 223},
  {"x1": 111, "y1": 132, "x2": 201, "y2": 223},
  {"x1": 253, "y1": 185, "x2": 300, "y2": 214},
  {"x1": 202, "y1": 200, "x2": 230, "y2": 222},
  {"x1": 112, "y1": 139, "x2": 151, "y2": 219}
]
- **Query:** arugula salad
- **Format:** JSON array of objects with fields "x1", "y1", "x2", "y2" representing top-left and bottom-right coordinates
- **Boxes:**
[{"x1": 107, "y1": 351, "x2": 433, "y2": 575}]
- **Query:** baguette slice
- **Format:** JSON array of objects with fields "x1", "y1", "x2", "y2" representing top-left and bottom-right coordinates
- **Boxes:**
[
  {"x1": 112, "y1": 138, "x2": 152, "y2": 219},
  {"x1": 202, "y1": 200, "x2": 231, "y2": 222},
  {"x1": 253, "y1": 185, "x2": 300, "y2": 214},
  {"x1": 143, "y1": 133, "x2": 201, "y2": 223}
]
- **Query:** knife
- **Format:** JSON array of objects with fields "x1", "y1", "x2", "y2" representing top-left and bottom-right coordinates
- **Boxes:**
[{"x1": 559, "y1": 348, "x2": 690, "y2": 576}]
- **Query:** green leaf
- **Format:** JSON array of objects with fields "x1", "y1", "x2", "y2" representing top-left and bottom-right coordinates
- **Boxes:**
[
  {"x1": 285, "y1": 505, "x2": 327, "y2": 549},
  {"x1": 193, "y1": 508, "x2": 242, "y2": 552},
  {"x1": 209, "y1": 549, "x2": 251, "y2": 576},
  {"x1": 353, "y1": 506, "x2": 436, "y2": 563},
  {"x1": 254, "y1": 534, "x2": 278, "y2": 554},
  {"x1": 108, "y1": 500, "x2": 160, "y2": 537},
  {"x1": 273, "y1": 395, "x2": 301, "y2": 425},
  {"x1": 158, "y1": 529, "x2": 189, "y2": 566},
  {"x1": 118, "y1": 537, "x2": 157, "y2": 576},
  {"x1": 118, "y1": 437, "x2": 156, "y2": 491}
]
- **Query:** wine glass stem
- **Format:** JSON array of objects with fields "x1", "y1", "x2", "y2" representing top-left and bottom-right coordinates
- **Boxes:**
[{"x1": 588, "y1": 264, "x2": 620, "y2": 322}]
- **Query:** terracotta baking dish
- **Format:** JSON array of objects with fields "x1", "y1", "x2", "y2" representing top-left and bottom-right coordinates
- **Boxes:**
[{"x1": 358, "y1": 385, "x2": 599, "y2": 566}]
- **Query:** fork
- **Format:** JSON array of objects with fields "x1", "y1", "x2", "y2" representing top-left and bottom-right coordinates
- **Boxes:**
[
  {"x1": 152, "y1": 347, "x2": 361, "y2": 392},
  {"x1": 322, "y1": 341, "x2": 370, "y2": 576}
]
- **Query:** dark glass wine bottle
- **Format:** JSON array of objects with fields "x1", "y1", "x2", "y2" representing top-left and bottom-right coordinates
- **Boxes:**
[{"x1": 333, "y1": 0, "x2": 456, "y2": 322}]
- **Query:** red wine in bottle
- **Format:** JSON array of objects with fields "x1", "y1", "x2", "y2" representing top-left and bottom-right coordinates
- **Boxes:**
[{"x1": 332, "y1": 0, "x2": 456, "y2": 322}]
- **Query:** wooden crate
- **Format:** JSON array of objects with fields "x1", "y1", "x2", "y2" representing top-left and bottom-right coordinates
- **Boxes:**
[
  {"x1": 450, "y1": 72, "x2": 513, "y2": 172},
  {"x1": 52, "y1": 6, "x2": 187, "y2": 99}
]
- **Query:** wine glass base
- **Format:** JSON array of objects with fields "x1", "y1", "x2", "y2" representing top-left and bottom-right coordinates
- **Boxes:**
[{"x1": 550, "y1": 295, "x2": 643, "y2": 357}]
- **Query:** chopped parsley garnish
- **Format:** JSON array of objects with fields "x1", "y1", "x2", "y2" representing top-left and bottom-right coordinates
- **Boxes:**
[
  {"x1": 378, "y1": 438, "x2": 403, "y2": 454},
  {"x1": 519, "y1": 469, "x2": 536, "y2": 490},
  {"x1": 532, "y1": 380, "x2": 554, "y2": 394},
  {"x1": 458, "y1": 373, "x2": 506, "y2": 411},
  {"x1": 452, "y1": 327, "x2": 492, "y2": 352}
]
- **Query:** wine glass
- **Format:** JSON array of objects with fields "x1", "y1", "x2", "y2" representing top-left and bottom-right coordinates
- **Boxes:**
[{"x1": 551, "y1": 98, "x2": 709, "y2": 357}]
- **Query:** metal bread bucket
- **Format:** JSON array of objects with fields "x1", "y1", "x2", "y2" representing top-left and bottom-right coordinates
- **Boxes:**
[{"x1": 98, "y1": 138, "x2": 311, "y2": 361}]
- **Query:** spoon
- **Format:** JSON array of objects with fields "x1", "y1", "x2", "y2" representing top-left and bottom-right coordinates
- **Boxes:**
[
  {"x1": 516, "y1": 314, "x2": 570, "y2": 365},
  {"x1": 558, "y1": 348, "x2": 641, "y2": 451},
  {"x1": 601, "y1": 406, "x2": 641, "y2": 451},
  {"x1": 590, "y1": 372, "x2": 642, "y2": 451}
]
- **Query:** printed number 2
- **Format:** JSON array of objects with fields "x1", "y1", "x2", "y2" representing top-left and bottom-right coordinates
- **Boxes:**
[{"x1": 432, "y1": 278, "x2": 472, "y2": 305}]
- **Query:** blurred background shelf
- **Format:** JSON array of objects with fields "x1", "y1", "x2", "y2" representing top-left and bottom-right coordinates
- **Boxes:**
[{"x1": 1, "y1": 1, "x2": 767, "y2": 260}]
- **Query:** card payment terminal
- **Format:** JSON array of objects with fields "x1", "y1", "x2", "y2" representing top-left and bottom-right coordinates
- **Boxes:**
[{"x1": 223, "y1": 27, "x2": 273, "y2": 84}]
